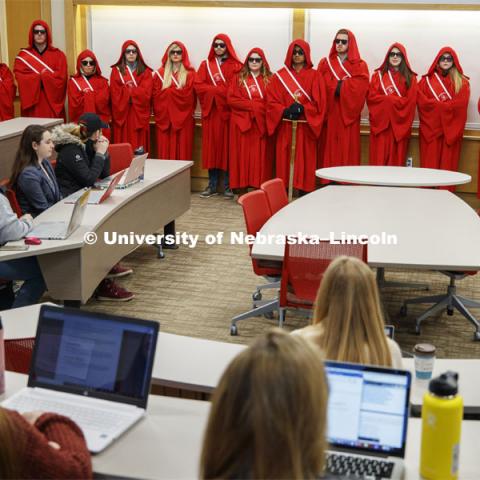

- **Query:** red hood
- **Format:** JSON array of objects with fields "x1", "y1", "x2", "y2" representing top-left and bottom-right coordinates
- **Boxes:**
[
  {"x1": 243, "y1": 47, "x2": 271, "y2": 72},
  {"x1": 425, "y1": 46, "x2": 467, "y2": 78},
  {"x1": 111, "y1": 40, "x2": 152, "y2": 69},
  {"x1": 28, "y1": 19, "x2": 54, "y2": 50},
  {"x1": 207, "y1": 33, "x2": 240, "y2": 63},
  {"x1": 328, "y1": 29, "x2": 362, "y2": 63},
  {"x1": 75, "y1": 49, "x2": 103, "y2": 76},
  {"x1": 161, "y1": 40, "x2": 194, "y2": 71},
  {"x1": 375, "y1": 42, "x2": 416, "y2": 74},
  {"x1": 284, "y1": 39, "x2": 313, "y2": 70}
]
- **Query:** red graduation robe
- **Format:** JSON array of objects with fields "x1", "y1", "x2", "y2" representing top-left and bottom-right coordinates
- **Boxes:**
[
  {"x1": 110, "y1": 40, "x2": 153, "y2": 151},
  {"x1": 418, "y1": 47, "x2": 470, "y2": 174},
  {"x1": 367, "y1": 43, "x2": 417, "y2": 166},
  {"x1": 68, "y1": 50, "x2": 111, "y2": 139},
  {"x1": 194, "y1": 33, "x2": 241, "y2": 171},
  {"x1": 266, "y1": 39, "x2": 326, "y2": 192},
  {"x1": 318, "y1": 30, "x2": 369, "y2": 168},
  {"x1": 13, "y1": 20, "x2": 67, "y2": 119},
  {"x1": 0, "y1": 63, "x2": 15, "y2": 121},
  {"x1": 152, "y1": 41, "x2": 196, "y2": 160}
]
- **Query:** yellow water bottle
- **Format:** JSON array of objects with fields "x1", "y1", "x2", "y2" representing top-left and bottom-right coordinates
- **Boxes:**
[{"x1": 420, "y1": 371, "x2": 463, "y2": 480}]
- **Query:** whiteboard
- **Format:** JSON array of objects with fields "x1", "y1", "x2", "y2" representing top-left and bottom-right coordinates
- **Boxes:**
[
  {"x1": 90, "y1": 6, "x2": 292, "y2": 75},
  {"x1": 306, "y1": 9, "x2": 480, "y2": 129}
]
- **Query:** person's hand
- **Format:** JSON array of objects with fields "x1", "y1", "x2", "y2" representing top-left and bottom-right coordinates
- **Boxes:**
[
  {"x1": 22, "y1": 411, "x2": 44, "y2": 425},
  {"x1": 126, "y1": 80, "x2": 135, "y2": 88},
  {"x1": 20, "y1": 213, "x2": 33, "y2": 223},
  {"x1": 95, "y1": 136, "x2": 109, "y2": 155}
]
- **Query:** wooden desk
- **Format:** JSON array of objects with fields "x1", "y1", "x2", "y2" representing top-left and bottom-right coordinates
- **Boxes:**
[
  {"x1": 0, "y1": 117, "x2": 63, "y2": 179},
  {"x1": 0, "y1": 160, "x2": 192, "y2": 304}
]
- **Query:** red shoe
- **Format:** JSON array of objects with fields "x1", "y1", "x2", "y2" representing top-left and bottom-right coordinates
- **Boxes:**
[
  {"x1": 96, "y1": 279, "x2": 135, "y2": 302},
  {"x1": 106, "y1": 263, "x2": 133, "y2": 279}
]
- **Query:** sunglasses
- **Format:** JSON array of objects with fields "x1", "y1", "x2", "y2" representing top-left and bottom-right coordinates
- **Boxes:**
[
  {"x1": 170, "y1": 49, "x2": 182, "y2": 55},
  {"x1": 81, "y1": 60, "x2": 96, "y2": 66},
  {"x1": 125, "y1": 49, "x2": 137, "y2": 54},
  {"x1": 213, "y1": 42, "x2": 226, "y2": 49},
  {"x1": 335, "y1": 39, "x2": 348, "y2": 45},
  {"x1": 248, "y1": 57, "x2": 262, "y2": 63},
  {"x1": 389, "y1": 52, "x2": 403, "y2": 59},
  {"x1": 293, "y1": 49, "x2": 304, "y2": 56},
  {"x1": 440, "y1": 55, "x2": 453, "y2": 62},
  {"x1": 33, "y1": 29, "x2": 46, "y2": 35}
]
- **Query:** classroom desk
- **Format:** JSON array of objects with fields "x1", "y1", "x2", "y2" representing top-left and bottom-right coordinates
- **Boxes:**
[
  {"x1": 0, "y1": 160, "x2": 192, "y2": 304},
  {"x1": 0, "y1": 117, "x2": 63, "y2": 179},
  {"x1": 2, "y1": 371, "x2": 479, "y2": 479}
]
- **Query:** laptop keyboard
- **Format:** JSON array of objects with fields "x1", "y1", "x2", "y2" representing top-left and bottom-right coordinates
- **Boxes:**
[{"x1": 325, "y1": 452, "x2": 395, "y2": 479}]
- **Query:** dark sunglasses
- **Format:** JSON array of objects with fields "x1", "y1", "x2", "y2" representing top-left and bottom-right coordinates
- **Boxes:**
[
  {"x1": 125, "y1": 48, "x2": 137, "y2": 54},
  {"x1": 33, "y1": 29, "x2": 46, "y2": 35},
  {"x1": 293, "y1": 49, "x2": 304, "y2": 56},
  {"x1": 440, "y1": 55, "x2": 453, "y2": 62},
  {"x1": 335, "y1": 39, "x2": 348, "y2": 45},
  {"x1": 213, "y1": 42, "x2": 226, "y2": 49},
  {"x1": 248, "y1": 57, "x2": 262, "y2": 63},
  {"x1": 170, "y1": 49, "x2": 183, "y2": 55},
  {"x1": 389, "y1": 52, "x2": 403, "y2": 59},
  {"x1": 81, "y1": 60, "x2": 96, "y2": 66}
]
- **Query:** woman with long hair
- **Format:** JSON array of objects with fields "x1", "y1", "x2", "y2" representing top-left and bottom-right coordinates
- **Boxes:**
[
  {"x1": 294, "y1": 256, "x2": 403, "y2": 367},
  {"x1": 153, "y1": 41, "x2": 196, "y2": 160},
  {"x1": 417, "y1": 47, "x2": 470, "y2": 174},
  {"x1": 227, "y1": 47, "x2": 273, "y2": 189},
  {"x1": 367, "y1": 43, "x2": 417, "y2": 166},
  {"x1": 200, "y1": 329, "x2": 328, "y2": 479},
  {"x1": 110, "y1": 41, "x2": 153, "y2": 150}
]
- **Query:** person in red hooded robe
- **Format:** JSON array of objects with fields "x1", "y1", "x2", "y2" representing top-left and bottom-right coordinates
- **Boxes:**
[
  {"x1": 13, "y1": 20, "x2": 67, "y2": 119},
  {"x1": 195, "y1": 34, "x2": 242, "y2": 198},
  {"x1": 318, "y1": 29, "x2": 369, "y2": 169},
  {"x1": 367, "y1": 43, "x2": 417, "y2": 166},
  {"x1": 153, "y1": 41, "x2": 196, "y2": 160},
  {"x1": 227, "y1": 48, "x2": 273, "y2": 190},
  {"x1": 110, "y1": 41, "x2": 153, "y2": 150},
  {"x1": 418, "y1": 47, "x2": 470, "y2": 174},
  {"x1": 68, "y1": 50, "x2": 111, "y2": 139},
  {"x1": 0, "y1": 62, "x2": 15, "y2": 121},
  {"x1": 266, "y1": 39, "x2": 326, "y2": 193}
]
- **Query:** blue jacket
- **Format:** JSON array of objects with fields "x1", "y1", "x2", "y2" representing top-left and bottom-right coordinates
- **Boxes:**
[{"x1": 16, "y1": 159, "x2": 62, "y2": 217}]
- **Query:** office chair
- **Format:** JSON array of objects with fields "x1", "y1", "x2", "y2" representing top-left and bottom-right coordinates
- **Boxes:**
[
  {"x1": 279, "y1": 241, "x2": 368, "y2": 327},
  {"x1": 108, "y1": 143, "x2": 133, "y2": 174},
  {"x1": 0, "y1": 178, "x2": 22, "y2": 217},
  {"x1": 261, "y1": 178, "x2": 288, "y2": 214},
  {"x1": 400, "y1": 271, "x2": 480, "y2": 340},
  {"x1": 230, "y1": 190, "x2": 281, "y2": 335},
  {"x1": 4, "y1": 338, "x2": 35, "y2": 374}
]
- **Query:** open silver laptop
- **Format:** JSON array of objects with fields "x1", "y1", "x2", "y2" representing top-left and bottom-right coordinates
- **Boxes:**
[
  {"x1": 65, "y1": 171, "x2": 123, "y2": 205},
  {"x1": 324, "y1": 361, "x2": 411, "y2": 479},
  {"x1": 29, "y1": 189, "x2": 90, "y2": 240},
  {"x1": 95, "y1": 153, "x2": 148, "y2": 189},
  {"x1": 2, "y1": 305, "x2": 159, "y2": 453}
]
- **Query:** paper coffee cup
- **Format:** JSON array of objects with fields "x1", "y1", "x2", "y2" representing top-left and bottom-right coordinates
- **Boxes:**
[{"x1": 413, "y1": 343, "x2": 436, "y2": 380}]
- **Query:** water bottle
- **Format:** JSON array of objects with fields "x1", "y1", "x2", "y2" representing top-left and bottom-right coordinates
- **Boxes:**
[
  {"x1": 0, "y1": 316, "x2": 5, "y2": 395},
  {"x1": 420, "y1": 371, "x2": 463, "y2": 480},
  {"x1": 406, "y1": 156, "x2": 413, "y2": 167}
]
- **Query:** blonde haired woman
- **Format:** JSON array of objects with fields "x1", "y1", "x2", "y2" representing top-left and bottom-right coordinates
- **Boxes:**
[
  {"x1": 153, "y1": 41, "x2": 196, "y2": 160},
  {"x1": 200, "y1": 329, "x2": 328, "y2": 479},
  {"x1": 294, "y1": 256, "x2": 403, "y2": 368}
]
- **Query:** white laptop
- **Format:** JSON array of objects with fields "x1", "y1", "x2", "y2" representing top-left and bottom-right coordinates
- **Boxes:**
[
  {"x1": 324, "y1": 361, "x2": 411, "y2": 479},
  {"x1": 3, "y1": 305, "x2": 159, "y2": 453},
  {"x1": 65, "y1": 171, "x2": 124, "y2": 205},
  {"x1": 29, "y1": 189, "x2": 90, "y2": 240},
  {"x1": 95, "y1": 153, "x2": 148, "y2": 190}
]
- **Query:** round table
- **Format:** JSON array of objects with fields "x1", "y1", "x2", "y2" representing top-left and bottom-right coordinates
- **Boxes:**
[{"x1": 315, "y1": 166, "x2": 471, "y2": 187}]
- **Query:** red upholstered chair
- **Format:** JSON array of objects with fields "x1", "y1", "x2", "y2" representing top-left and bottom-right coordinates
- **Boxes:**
[
  {"x1": 4, "y1": 338, "x2": 35, "y2": 374},
  {"x1": 230, "y1": 190, "x2": 281, "y2": 335},
  {"x1": 261, "y1": 178, "x2": 288, "y2": 215},
  {"x1": 0, "y1": 178, "x2": 22, "y2": 217},
  {"x1": 278, "y1": 241, "x2": 368, "y2": 326},
  {"x1": 108, "y1": 143, "x2": 133, "y2": 174}
]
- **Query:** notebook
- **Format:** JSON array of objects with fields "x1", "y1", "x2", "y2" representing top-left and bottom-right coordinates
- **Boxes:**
[
  {"x1": 2, "y1": 305, "x2": 159, "y2": 453},
  {"x1": 29, "y1": 189, "x2": 90, "y2": 240},
  {"x1": 65, "y1": 171, "x2": 124, "y2": 205},
  {"x1": 324, "y1": 361, "x2": 411, "y2": 479},
  {"x1": 95, "y1": 153, "x2": 148, "y2": 190}
]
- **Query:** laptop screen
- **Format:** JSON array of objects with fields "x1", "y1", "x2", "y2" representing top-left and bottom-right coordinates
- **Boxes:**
[
  {"x1": 29, "y1": 305, "x2": 159, "y2": 408},
  {"x1": 325, "y1": 361, "x2": 411, "y2": 458}
]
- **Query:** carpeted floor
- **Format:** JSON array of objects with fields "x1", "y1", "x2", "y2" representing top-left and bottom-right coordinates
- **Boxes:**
[{"x1": 83, "y1": 193, "x2": 480, "y2": 359}]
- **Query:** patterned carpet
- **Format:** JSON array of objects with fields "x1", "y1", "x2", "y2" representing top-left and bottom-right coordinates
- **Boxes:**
[{"x1": 83, "y1": 193, "x2": 480, "y2": 359}]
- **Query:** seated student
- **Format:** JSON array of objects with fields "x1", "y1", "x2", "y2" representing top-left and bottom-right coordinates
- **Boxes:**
[
  {"x1": 0, "y1": 407, "x2": 92, "y2": 479},
  {"x1": 200, "y1": 329, "x2": 328, "y2": 479},
  {"x1": 0, "y1": 190, "x2": 45, "y2": 308},
  {"x1": 293, "y1": 256, "x2": 403, "y2": 368}
]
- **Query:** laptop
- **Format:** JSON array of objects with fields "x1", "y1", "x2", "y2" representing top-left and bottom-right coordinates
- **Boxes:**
[
  {"x1": 324, "y1": 361, "x2": 411, "y2": 479},
  {"x1": 95, "y1": 153, "x2": 148, "y2": 189},
  {"x1": 2, "y1": 305, "x2": 159, "y2": 453},
  {"x1": 65, "y1": 171, "x2": 124, "y2": 205},
  {"x1": 29, "y1": 189, "x2": 90, "y2": 240}
]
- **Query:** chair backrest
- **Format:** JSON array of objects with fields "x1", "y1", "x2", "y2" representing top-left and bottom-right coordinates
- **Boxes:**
[
  {"x1": 108, "y1": 143, "x2": 133, "y2": 174},
  {"x1": 261, "y1": 178, "x2": 288, "y2": 215},
  {"x1": 280, "y1": 241, "x2": 368, "y2": 308},
  {"x1": 0, "y1": 178, "x2": 22, "y2": 217},
  {"x1": 4, "y1": 337, "x2": 35, "y2": 374}
]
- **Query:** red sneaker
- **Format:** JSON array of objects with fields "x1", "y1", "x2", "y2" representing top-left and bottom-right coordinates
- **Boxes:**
[
  {"x1": 96, "y1": 279, "x2": 135, "y2": 302},
  {"x1": 106, "y1": 263, "x2": 133, "y2": 279}
]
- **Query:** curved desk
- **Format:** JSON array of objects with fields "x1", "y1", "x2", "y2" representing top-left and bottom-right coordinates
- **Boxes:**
[
  {"x1": 315, "y1": 166, "x2": 471, "y2": 187},
  {"x1": 0, "y1": 160, "x2": 192, "y2": 304}
]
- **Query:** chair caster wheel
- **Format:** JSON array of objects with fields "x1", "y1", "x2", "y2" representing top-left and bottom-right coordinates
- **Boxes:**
[
  {"x1": 414, "y1": 324, "x2": 421, "y2": 335},
  {"x1": 230, "y1": 325, "x2": 238, "y2": 336},
  {"x1": 264, "y1": 312, "x2": 274, "y2": 319},
  {"x1": 252, "y1": 291, "x2": 262, "y2": 302},
  {"x1": 400, "y1": 305, "x2": 407, "y2": 317},
  {"x1": 474, "y1": 331, "x2": 480, "y2": 341},
  {"x1": 447, "y1": 307, "x2": 454, "y2": 316}
]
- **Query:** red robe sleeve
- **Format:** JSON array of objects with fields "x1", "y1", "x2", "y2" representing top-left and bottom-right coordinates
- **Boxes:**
[
  {"x1": 40, "y1": 50, "x2": 68, "y2": 117},
  {"x1": 130, "y1": 69, "x2": 153, "y2": 129},
  {"x1": 0, "y1": 64, "x2": 15, "y2": 120},
  {"x1": 110, "y1": 67, "x2": 132, "y2": 128},
  {"x1": 227, "y1": 76, "x2": 254, "y2": 133},
  {"x1": 194, "y1": 61, "x2": 217, "y2": 118},
  {"x1": 337, "y1": 60, "x2": 369, "y2": 126},
  {"x1": 302, "y1": 69, "x2": 326, "y2": 138},
  {"x1": 14, "y1": 56, "x2": 42, "y2": 111},
  {"x1": 68, "y1": 77, "x2": 110, "y2": 124},
  {"x1": 266, "y1": 74, "x2": 289, "y2": 136}
]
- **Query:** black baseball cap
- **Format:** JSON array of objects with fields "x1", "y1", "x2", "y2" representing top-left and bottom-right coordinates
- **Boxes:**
[{"x1": 79, "y1": 112, "x2": 109, "y2": 135}]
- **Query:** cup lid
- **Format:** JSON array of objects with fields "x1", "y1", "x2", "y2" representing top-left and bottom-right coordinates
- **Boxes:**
[
  {"x1": 429, "y1": 371, "x2": 458, "y2": 396},
  {"x1": 413, "y1": 343, "x2": 436, "y2": 355}
]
